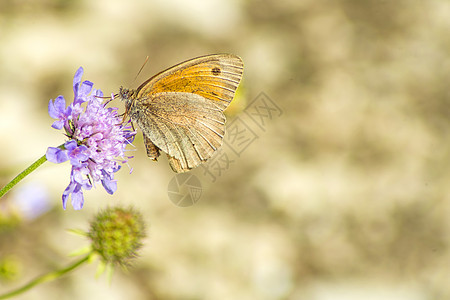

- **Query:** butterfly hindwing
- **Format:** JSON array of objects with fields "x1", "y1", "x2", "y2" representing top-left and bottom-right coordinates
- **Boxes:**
[{"x1": 135, "y1": 92, "x2": 226, "y2": 172}]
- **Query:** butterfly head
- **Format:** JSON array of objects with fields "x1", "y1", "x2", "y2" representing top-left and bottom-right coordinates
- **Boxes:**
[
  {"x1": 118, "y1": 86, "x2": 137, "y2": 122},
  {"x1": 118, "y1": 86, "x2": 136, "y2": 108}
]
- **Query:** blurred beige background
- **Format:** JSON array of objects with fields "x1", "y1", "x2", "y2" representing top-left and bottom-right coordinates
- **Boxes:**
[{"x1": 1, "y1": 0, "x2": 449, "y2": 299}]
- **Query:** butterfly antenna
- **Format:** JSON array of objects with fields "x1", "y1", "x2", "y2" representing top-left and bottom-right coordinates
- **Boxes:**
[{"x1": 134, "y1": 56, "x2": 149, "y2": 82}]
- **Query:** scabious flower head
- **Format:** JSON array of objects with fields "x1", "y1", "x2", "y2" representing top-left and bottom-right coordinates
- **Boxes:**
[{"x1": 46, "y1": 67, "x2": 135, "y2": 210}]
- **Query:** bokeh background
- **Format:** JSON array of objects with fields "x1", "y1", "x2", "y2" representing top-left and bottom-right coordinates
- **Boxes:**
[{"x1": 1, "y1": 0, "x2": 449, "y2": 299}]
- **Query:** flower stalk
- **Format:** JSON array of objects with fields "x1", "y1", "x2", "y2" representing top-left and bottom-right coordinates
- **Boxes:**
[
  {"x1": 0, "y1": 153, "x2": 50, "y2": 199},
  {"x1": 0, "y1": 254, "x2": 92, "y2": 299}
]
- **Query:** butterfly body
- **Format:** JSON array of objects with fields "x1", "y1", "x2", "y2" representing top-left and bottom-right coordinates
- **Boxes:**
[{"x1": 118, "y1": 54, "x2": 243, "y2": 173}]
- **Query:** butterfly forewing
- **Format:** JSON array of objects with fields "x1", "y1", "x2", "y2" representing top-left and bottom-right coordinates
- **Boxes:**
[{"x1": 136, "y1": 54, "x2": 243, "y2": 110}]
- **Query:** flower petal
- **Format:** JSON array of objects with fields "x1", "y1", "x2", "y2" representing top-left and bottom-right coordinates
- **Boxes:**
[
  {"x1": 51, "y1": 120, "x2": 64, "y2": 130},
  {"x1": 71, "y1": 167, "x2": 92, "y2": 190},
  {"x1": 54, "y1": 95, "x2": 66, "y2": 114},
  {"x1": 62, "y1": 182, "x2": 75, "y2": 210},
  {"x1": 48, "y1": 96, "x2": 65, "y2": 119},
  {"x1": 48, "y1": 100, "x2": 58, "y2": 119},
  {"x1": 101, "y1": 177, "x2": 117, "y2": 195},
  {"x1": 64, "y1": 140, "x2": 78, "y2": 151},
  {"x1": 79, "y1": 81, "x2": 93, "y2": 98},
  {"x1": 73, "y1": 67, "x2": 84, "y2": 92},
  {"x1": 71, "y1": 189, "x2": 85, "y2": 210},
  {"x1": 46, "y1": 147, "x2": 69, "y2": 163},
  {"x1": 68, "y1": 145, "x2": 89, "y2": 166},
  {"x1": 62, "y1": 193, "x2": 68, "y2": 210}
]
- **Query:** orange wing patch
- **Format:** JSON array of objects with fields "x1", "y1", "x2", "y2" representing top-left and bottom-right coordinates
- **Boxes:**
[{"x1": 136, "y1": 54, "x2": 243, "y2": 110}]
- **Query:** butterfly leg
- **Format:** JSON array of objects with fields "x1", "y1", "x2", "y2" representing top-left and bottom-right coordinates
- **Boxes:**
[{"x1": 143, "y1": 134, "x2": 161, "y2": 161}]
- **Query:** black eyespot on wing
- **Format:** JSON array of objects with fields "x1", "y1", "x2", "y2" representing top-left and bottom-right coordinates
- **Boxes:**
[{"x1": 211, "y1": 67, "x2": 221, "y2": 76}]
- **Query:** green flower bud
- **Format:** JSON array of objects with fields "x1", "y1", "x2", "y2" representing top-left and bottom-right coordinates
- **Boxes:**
[{"x1": 88, "y1": 207, "x2": 146, "y2": 266}]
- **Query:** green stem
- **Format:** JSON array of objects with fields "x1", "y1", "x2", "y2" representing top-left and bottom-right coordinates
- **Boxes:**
[
  {"x1": 0, "y1": 254, "x2": 92, "y2": 299},
  {"x1": 0, "y1": 143, "x2": 66, "y2": 199},
  {"x1": 0, "y1": 154, "x2": 48, "y2": 198}
]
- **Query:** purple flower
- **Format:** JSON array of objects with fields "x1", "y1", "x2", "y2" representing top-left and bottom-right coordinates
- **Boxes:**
[{"x1": 46, "y1": 67, "x2": 135, "y2": 210}]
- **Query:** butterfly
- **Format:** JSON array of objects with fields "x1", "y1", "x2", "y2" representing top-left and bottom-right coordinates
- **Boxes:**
[{"x1": 118, "y1": 54, "x2": 244, "y2": 173}]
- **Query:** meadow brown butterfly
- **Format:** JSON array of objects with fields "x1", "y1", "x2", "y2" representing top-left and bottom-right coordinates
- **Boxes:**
[{"x1": 118, "y1": 54, "x2": 244, "y2": 173}]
